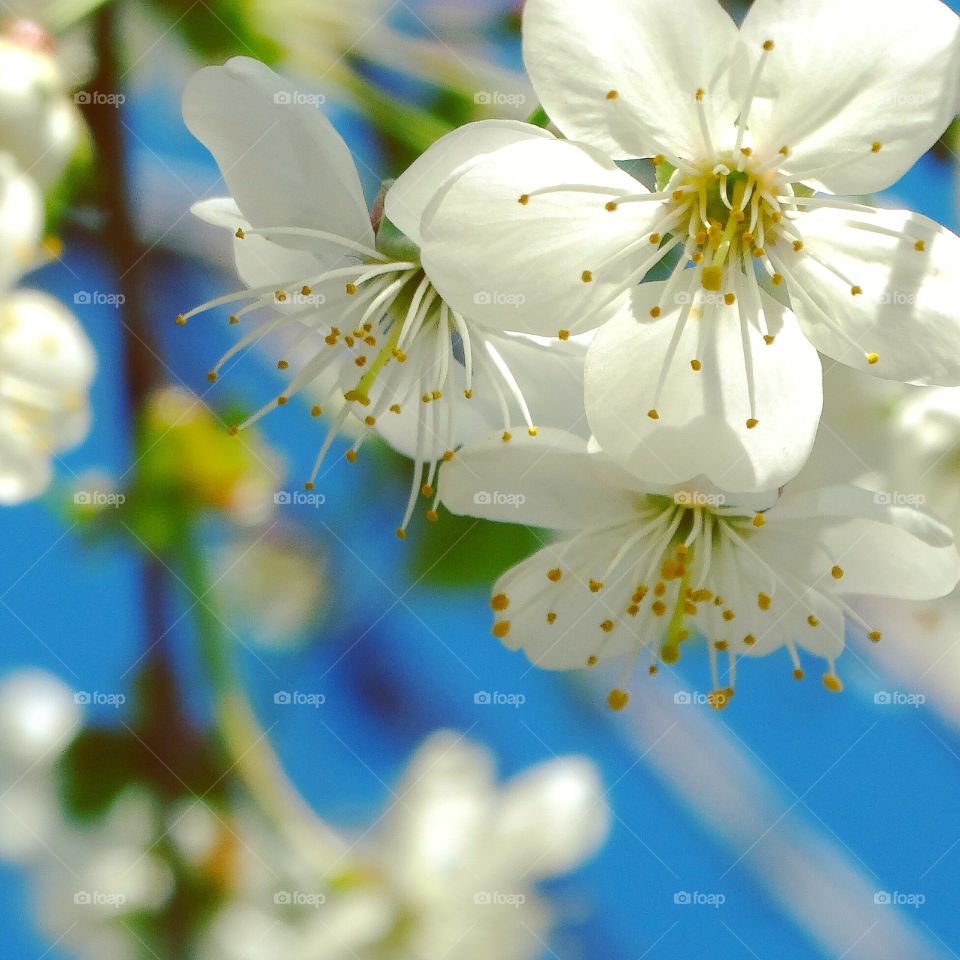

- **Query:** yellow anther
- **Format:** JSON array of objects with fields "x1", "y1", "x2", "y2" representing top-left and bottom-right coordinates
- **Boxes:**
[
  {"x1": 763, "y1": 334, "x2": 776, "y2": 345},
  {"x1": 650, "y1": 306, "x2": 662, "y2": 319},
  {"x1": 587, "y1": 655, "x2": 598, "y2": 665},
  {"x1": 235, "y1": 227, "x2": 245, "y2": 239},
  {"x1": 647, "y1": 409, "x2": 660, "y2": 420},
  {"x1": 695, "y1": 88, "x2": 705, "y2": 102},
  {"x1": 275, "y1": 290, "x2": 287, "y2": 302},
  {"x1": 871, "y1": 141, "x2": 882, "y2": 153},
  {"x1": 690, "y1": 359, "x2": 702, "y2": 371},
  {"x1": 792, "y1": 240, "x2": 804, "y2": 252},
  {"x1": 607, "y1": 688, "x2": 630, "y2": 711},
  {"x1": 701, "y1": 265, "x2": 723, "y2": 291},
  {"x1": 752, "y1": 247, "x2": 766, "y2": 259},
  {"x1": 745, "y1": 418, "x2": 759, "y2": 429},
  {"x1": 831, "y1": 565, "x2": 844, "y2": 580},
  {"x1": 345, "y1": 450, "x2": 357, "y2": 463},
  {"x1": 301, "y1": 285, "x2": 312, "y2": 296},
  {"x1": 491, "y1": 593, "x2": 509, "y2": 611},
  {"x1": 605, "y1": 201, "x2": 618, "y2": 212},
  {"x1": 589, "y1": 579, "x2": 604, "y2": 593},
  {"x1": 793, "y1": 668, "x2": 804, "y2": 681},
  {"x1": 653, "y1": 154, "x2": 665, "y2": 165},
  {"x1": 807, "y1": 615, "x2": 820, "y2": 627},
  {"x1": 277, "y1": 359, "x2": 289, "y2": 370},
  {"x1": 758, "y1": 592, "x2": 771, "y2": 610},
  {"x1": 558, "y1": 329, "x2": 570, "y2": 340},
  {"x1": 354, "y1": 356, "x2": 367, "y2": 367},
  {"x1": 771, "y1": 273, "x2": 784, "y2": 285},
  {"x1": 851, "y1": 285, "x2": 863, "y2": 296},
  {"x1": 869, "y1": 630, "x2": 882, "y2": 642},
  {"x1": 740, "y1": 147, "x2": 753, "y2": 157},
  {"x1": 311, "y1": 406, "x2": 322, "y2": 417},
  {"x1": 421, "y1": 483, "x2": 434, "y2": 497},
  {"x1": 652, "y1": 600, "x2": 667, "y2": 616},
  {"x1": 779, "y1": 145, "x2": 790, "y2": 156},
  {"x1": 175, "y1": 314, "x2": 187, "y2": 326},
  {"x1": 228, "y1": 315, "x2": 238, "y2": 325},
  {"x1": 661, "y1": 645, "x2": 680, "y2": 664},
  {"x1": 867, "y1": 352, "x2": 879, "y2": 365},
  {"x1": 502, "y1": 431, "x2": 512, "y2": 442},
  {"x1": 709, "y1": 688, "x2": 732, "y2": 710},
  {"x1": 431, "y1": 390, "x2": 442, "y2": 400},
  {"x1": 345, "y1": 282, "x2": 357, "y2": 295},
  {"x1": 547, "y1": 612, "x2": 558, "y2": 624},
  {"x1": 763, "y1": 39, "x2": 775, "y2": 51},
  {"x1": 389, "y1": 404, "x2": 401, "y2": 414},
  {"x1": 601, "y1": 619, "x2": 615, "y2": 633},
  {"x1": 724, "y1": 293, "x2": 736, "y2": 305},
  {"x1": 714, "y1": 640, "x2": 728, "y2": 651},
  {"x1": 547, "y1": 568, "x2": 562, "y2": 582},
  {"x1": 395, "y1": 528, "x2": 407, "y2": 540},
  {"x1": 464, "y1": 389, "x2": 473, "y2": 399},
  {"x1": 364, "y1": 415, "x2": 376, "y2": 426},
  {"x1": 528, "y1": 426, "x2": 538, "y2": 437},
  {"x1": 654, "y1": 582, "x2": 666, "y2": 597},
  {"x1": 722, "y1": 609, "x2": 735, "y2": 621},
  {"x1": 518, "y1": 194, "x2": 530, "y2": 205},
  {"x1": 648, "y1": 664, "x2": 658, "y2": 675},
  {"x1": 207, "y1": 370, "x2": 217, "y2": 383},
  {"x1": 743, "y1": 634, "x2": 756, "y2": 646},
  {"x1": 492, "y1": 620, "x2": 511, "y2": 638},
  {"x1": 914, "y1": 240, "x2": 926, "y2": 252},
  {"x1": 822, "y1": 673, "x2": 843, "y2": 693},
  {"x1": 606, "y1": 89, "x2": 619, "y2": 100},
  {"x1": 581, "y1": 270, "x2": 593, "y2": 283},
  {"x1": 426, "y1": 510, "x2": 439, "y2": 522},
  {"x1": 276, "y1": 395, "x2": 288, "y2": 406},
  {"x1": 649, "y1": 233, "x2": 662, "y2": 245},
  {"x1": 229, "y1": 425, "x2": 240, "y2": 436}
]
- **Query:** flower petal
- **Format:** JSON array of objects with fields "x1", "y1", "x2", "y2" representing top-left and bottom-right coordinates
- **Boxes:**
[
  {"x1": 182, "y1": 58, "x2": 373, "y2": 257},
  {"x1": 491, "y1": 757, "x2": 609, "y2": 878},
  {"x1": 386, "y1": 120, "x2": 552, "y2": 247},
  {"x1": 584, "y1": 282, "x2": 822, "y2": 492},
  {"x1": 421, "y1": 135, "x2": 662, "y2": 336},
  {"x1": 740, "y1": 0, "x2": 960, "y2": 194},
  {"x1": 439, "y1": 429, "x2": 640, "y2": 530},
  {"x1": 523, "y1": 0, "x2": 739, "y2": 160},
  {"x1": 488, "y1": 530, "x2": 642, "y2": 669},
  {"x1": 780, "y1": 207, "x2": 960, "y2": 385},
  {"x1": 768, "y1": 485, "x2": 960, "y2": 599}
]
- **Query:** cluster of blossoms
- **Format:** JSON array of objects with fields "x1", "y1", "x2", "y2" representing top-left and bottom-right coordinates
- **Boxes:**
[
  {"x1": 0, "y1": 19, "x2": 93, "y2": 504},
  {"x1": 184, "y1": 0, "x2": 960, "y2": 708},
  {"x1": 0, "y1": 671, "x2": 607, "y2": 960}
]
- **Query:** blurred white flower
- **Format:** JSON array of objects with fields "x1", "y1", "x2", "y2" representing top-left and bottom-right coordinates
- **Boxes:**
[
  {"x1": 0, "y1": 288, "x2": 96, "y2": 504},
  {"x1": 198, "y1": 732, "x2": 608, "y2": 960},
  {"x1": 0, "y1": 21, "x2": 83, "y2": 189},
  {"x1": 0, "y1": 152, "x2": 43, "y2": 290}
]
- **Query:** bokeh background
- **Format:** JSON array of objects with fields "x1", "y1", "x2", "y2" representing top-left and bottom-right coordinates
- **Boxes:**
[{"x1": 3, "y1": 0, "x2": 960, "y2": 957}]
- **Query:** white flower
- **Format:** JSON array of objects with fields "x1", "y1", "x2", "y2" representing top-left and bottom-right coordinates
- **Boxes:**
[
  {"x1": 439, "y1": 430, "x2": 960, "y2": 709},
  {"x1": 181, "y1": 58, "x2": 587, "y2": 536},
  {"x1": 0, "y1": 25, "x2": 82, "y2": 189},
  {"x1": 0, "y1": 288, "x2": 96, "y2": 504},
  {"x1": 420, "y1": 0, "x2": 960, "y2": 491},
  {"x1": 196, "y1": 732, "x2": 608, "y2": 960}
]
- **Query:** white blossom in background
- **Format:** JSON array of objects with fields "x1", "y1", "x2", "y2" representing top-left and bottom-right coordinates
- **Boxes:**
[
  {"x1": 421, "y1": 0, "x2": 960, "y2": 491},
  {"x1": 180, "y1": 58, "x2": 587, "y2": 537},
  {"x1": 439, "y1": 430, "x2": 960, "y2": 709},
  {"x1": 0, "y1": 288, "x2": 96, "y2": 504},
  {"x1": 0, "y1": 19, "x2": 83, "y2": 190},
  {"x1": 197, "y1": 731, "x2": 609, "y2": 960}
]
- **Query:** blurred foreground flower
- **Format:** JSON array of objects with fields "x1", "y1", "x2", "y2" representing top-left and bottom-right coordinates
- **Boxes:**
[
  {"x1": 0, "y1": 667, "x2": 608, "y2": 960},
  {"x1": 198, "y1": 731, "x2": 609, "y2": 960}
]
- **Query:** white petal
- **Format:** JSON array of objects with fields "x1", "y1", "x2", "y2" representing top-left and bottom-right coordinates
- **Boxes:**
[
  {"x1": 182, "y1": 59, "x2": 374, "y2": 257},
  {"x1": 584, "y1": 282, "x2": 822, "y2": 492},
  {"x1": 439, "y1": 429, "x2": 640, "y2": 530},
  {"x1": 488, "y1": 530, "x2": 641, "y2": 669},
  {"x1": 490, "y1": 757, "x2": 609, "y2": 878},
  {"x1": 386, "y1": 120, "x2": 552, "y2": 246},
  {"x1": 421, "y1": 135, "x2": 661, "y2": 336},
  {"x1": 0, "y1": 154, "x2": 42, "y2": 290},
  {"x1": 740, "y1": 0, "x2": 960, "y2": 194},
  {"x1": 0, "y1": 419, "x2": 51, "y2": 505},
  {"x1": 769, "y1": 485, "x2": 960, "y2": 599},
  {"x1": 523, "y1": 0, "x2": 739, "y2": 160},
  {"x1": 782, "y1": 207, "x2": 960, "y2": 385}
]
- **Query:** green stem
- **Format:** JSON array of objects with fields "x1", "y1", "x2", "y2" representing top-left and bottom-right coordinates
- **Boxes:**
[{"x1": 174, "y1": 531, "x2": 350, "y2": 870}]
